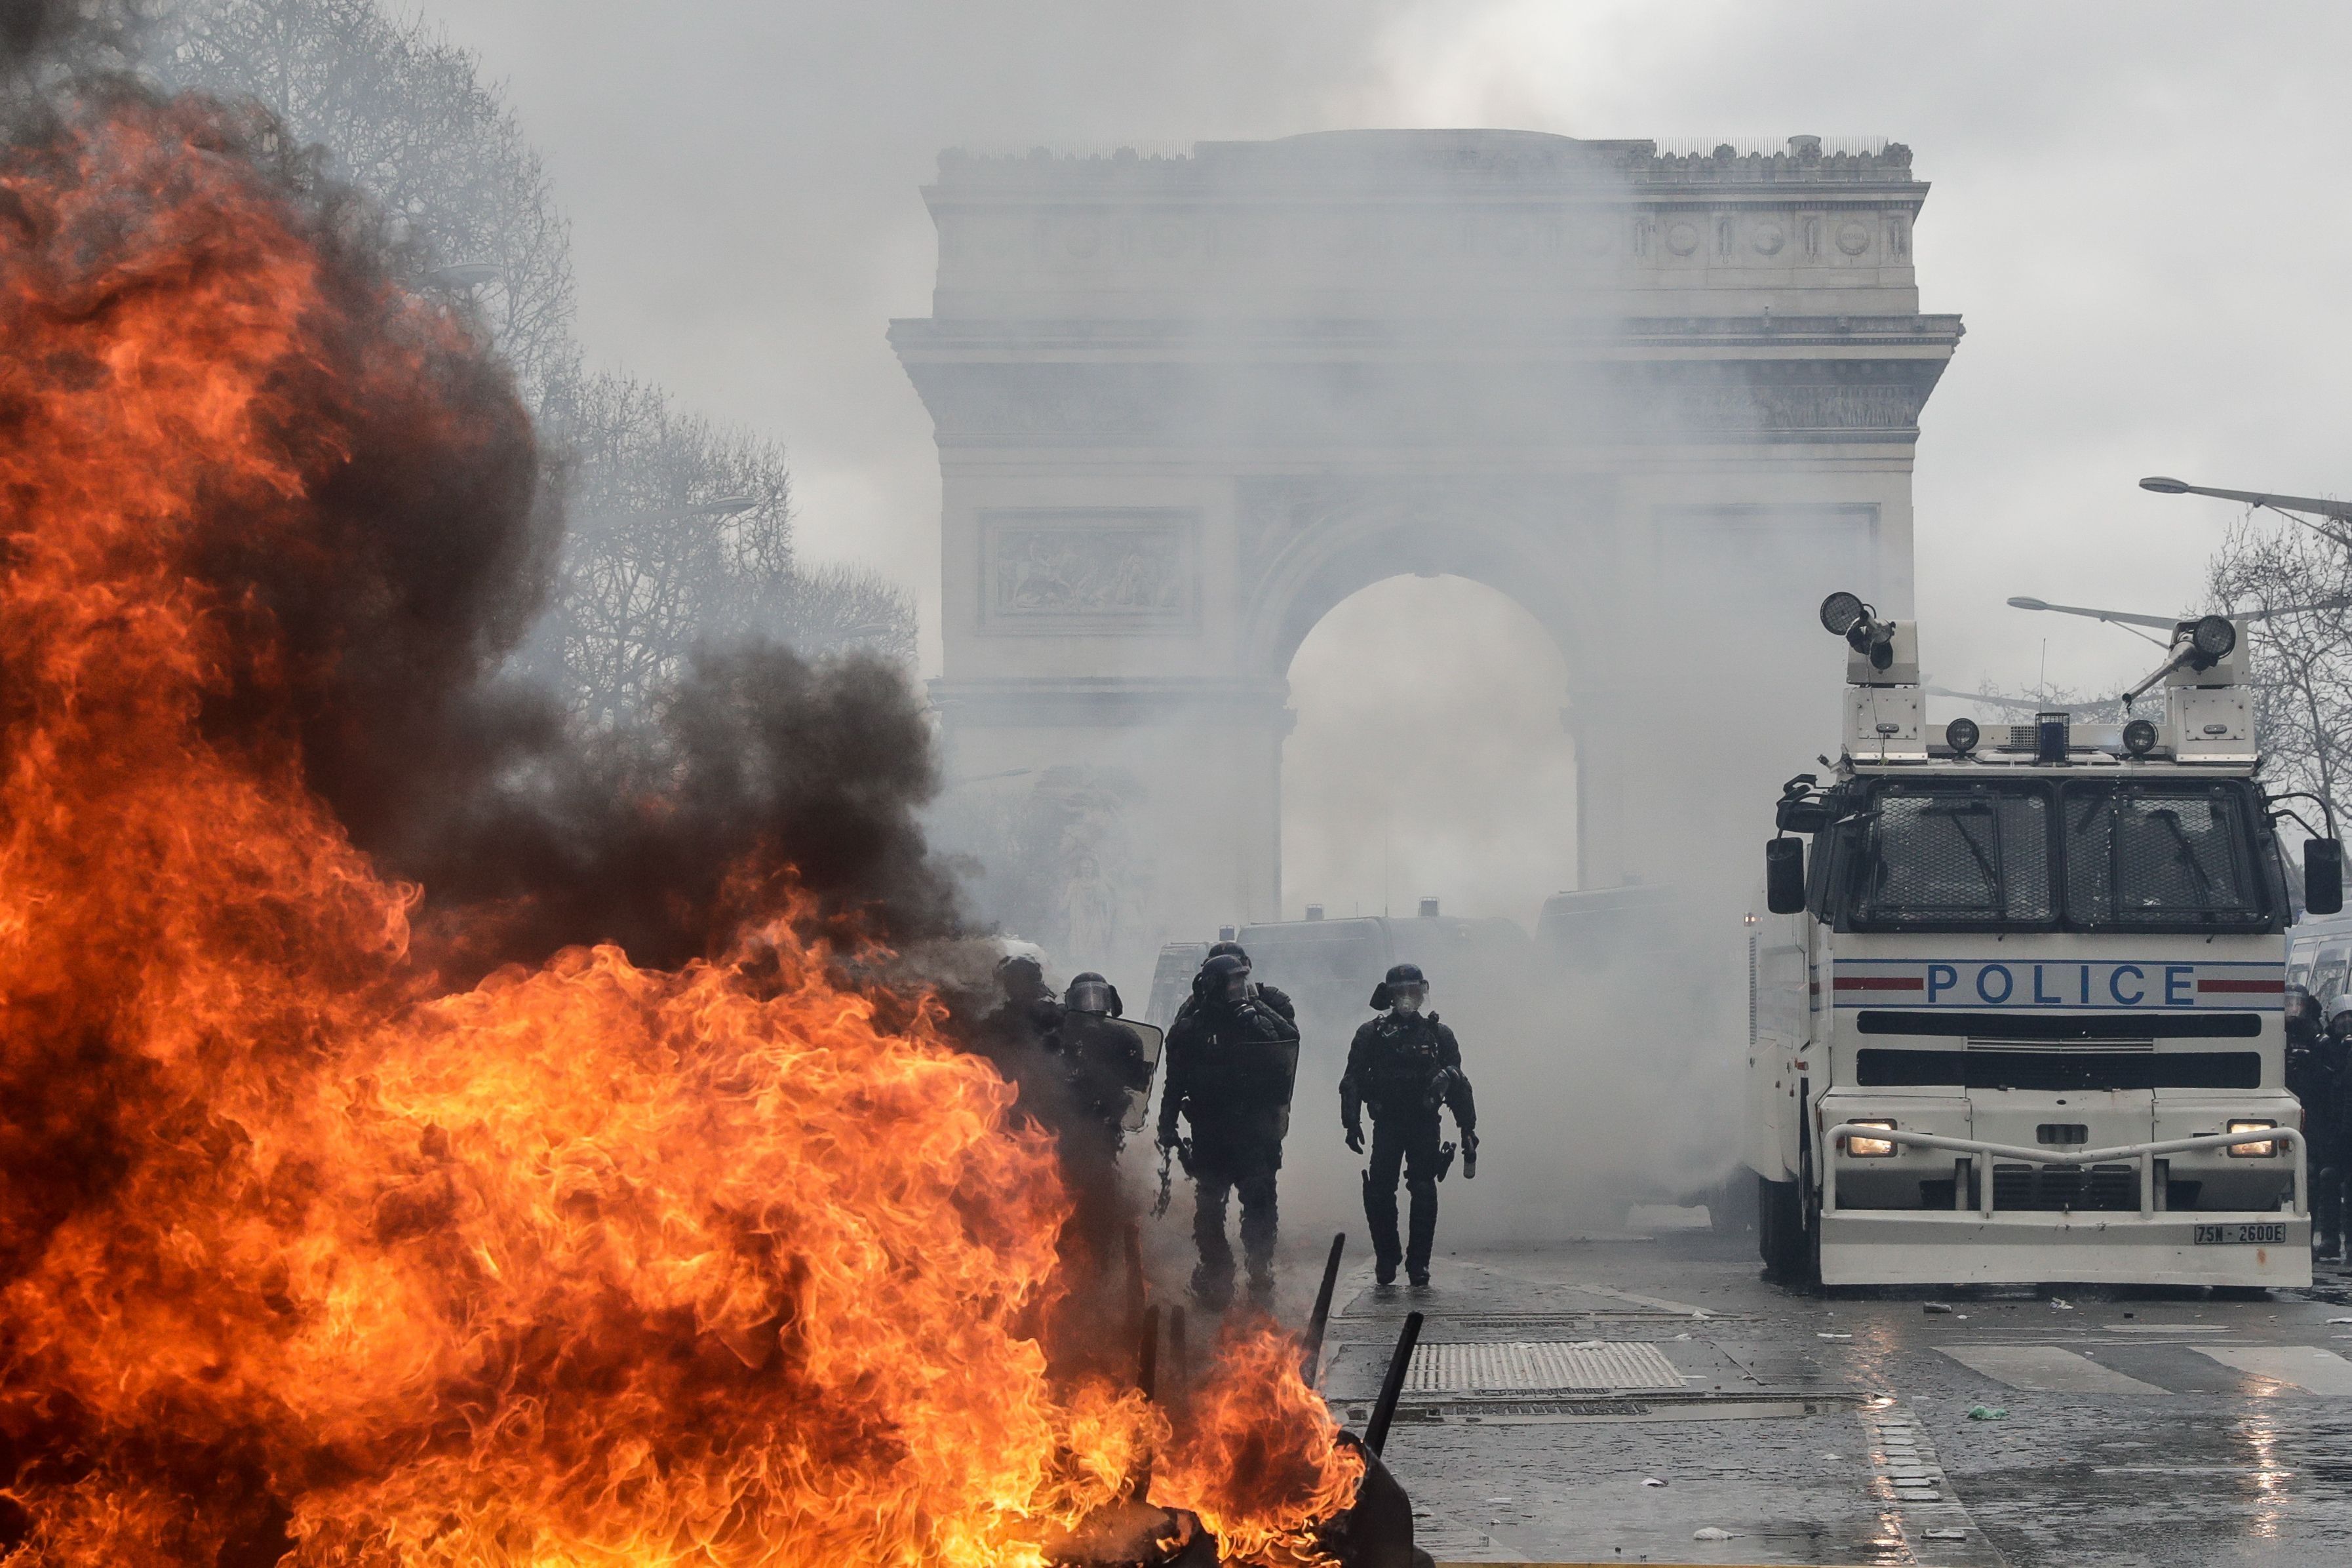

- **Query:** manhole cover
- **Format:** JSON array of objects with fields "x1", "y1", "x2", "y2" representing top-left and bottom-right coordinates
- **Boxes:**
[{"x1": 1405, "y1": 1341, "x2": 1683, "y2": 1393}]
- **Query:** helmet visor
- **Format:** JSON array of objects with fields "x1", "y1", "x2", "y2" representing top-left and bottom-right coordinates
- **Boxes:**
[
  {"x1": 1221, "y1": 968, "x2": 1253, "y2": 1004},
  {"x1": 1390, "y1": 982, "x2": 1427, "y2": 1013},
  {"x1": 1066, "y1": 979, "x2": 1113, "y2": 1015}
]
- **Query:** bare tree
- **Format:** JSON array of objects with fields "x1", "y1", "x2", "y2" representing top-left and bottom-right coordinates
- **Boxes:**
[
  {"x1": 546, "y1": 372, "x2": 786, "y2": 726},
  {"x1": 2208, "y1": 514, "x2": 2352, "y2": 831},
  {"x1": 159, "y1": 0, "x2": 919, "y2": 717},
  {"x1": 159, "y1": 0, "x2": 578, "y2": 401},
  {"x1": 544, "y1": 374, "x2": 914, "y2": 726},
  {"x1": 770, "y1": 564, "x2": 918, "y2": 666}
]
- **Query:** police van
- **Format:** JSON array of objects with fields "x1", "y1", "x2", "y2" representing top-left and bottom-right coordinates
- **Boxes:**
[
  {"x1": 1748, "y1": 593, "x2": 2343, "y2": 1287},
  {"x1": 2287, "y1": 909, "x2": 2352, "y2": 1003}
]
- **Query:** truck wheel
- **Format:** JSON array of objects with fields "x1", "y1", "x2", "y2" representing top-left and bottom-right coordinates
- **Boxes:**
[{"x1": 1757, "y1": 1174, "x2": 1806, "y2": 1278}]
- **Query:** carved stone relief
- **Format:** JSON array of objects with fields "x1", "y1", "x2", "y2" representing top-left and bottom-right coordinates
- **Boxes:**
[{"x1": 980, "y1": 511, "x2": 1199, "y2": 632}]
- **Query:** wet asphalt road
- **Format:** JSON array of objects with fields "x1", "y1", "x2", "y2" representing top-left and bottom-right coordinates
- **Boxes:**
[{"x1": 1308, "y1": 1223, "x2": 2352, "y2": 1567}]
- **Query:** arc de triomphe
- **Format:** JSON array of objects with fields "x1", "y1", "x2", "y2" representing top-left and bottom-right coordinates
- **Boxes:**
[{"x1": 892, "y1": 130, "x2": 1961, "y2": 960}]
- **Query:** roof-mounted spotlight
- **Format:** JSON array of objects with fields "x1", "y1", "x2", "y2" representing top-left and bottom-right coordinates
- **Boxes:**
[
  {"x1": 1819, "y1": 591, "x2": 1898, "y2": 671},
  {"x1": 1944, "y1": 717, "x2": 1980, "y2": 756},
  {"x1": 2122, "y1": 718, "x2": 2160, "y2": 756},
  {"x1": 2189, "y1": 614, "x2": 2237, "y2": 664}
]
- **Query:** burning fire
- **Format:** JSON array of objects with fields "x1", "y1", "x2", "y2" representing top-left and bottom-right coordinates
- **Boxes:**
[{"x1": 0, "y1": 84, "x2": 1358, "y2": 1566}]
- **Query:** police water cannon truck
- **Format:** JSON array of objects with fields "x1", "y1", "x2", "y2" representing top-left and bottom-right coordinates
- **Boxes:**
[{"x1": 1747, "y1": 591, "x2": 2347, "y2": 1287}]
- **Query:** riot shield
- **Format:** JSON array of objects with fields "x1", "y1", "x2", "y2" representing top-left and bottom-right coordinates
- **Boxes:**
[
  {"x1": 1114, "y1": 1019, "x2": 1166, "y2": 1134},
  {"x1": 1262, "y1": 1032, "x2": 1301, "y2": 1140}
]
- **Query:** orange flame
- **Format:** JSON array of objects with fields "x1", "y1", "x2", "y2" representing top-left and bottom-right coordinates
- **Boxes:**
[
  {"x1": 1154, "y1": 1326, "x2": 1368, "y2": 1567},
  {"x1": 0, "y1": 87, "x2": 1357, "y2": 1567}
]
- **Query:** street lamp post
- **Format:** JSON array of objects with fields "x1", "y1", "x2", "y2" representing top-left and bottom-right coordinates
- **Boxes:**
[{"x1": 2141, "y1": 476, "x2": 2352, "y2": 527}]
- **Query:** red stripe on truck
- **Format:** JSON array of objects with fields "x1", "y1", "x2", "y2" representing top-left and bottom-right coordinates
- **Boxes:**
[
  {"x1": 1834, "y1": 976, "x2": 1923, "y2": 990},
  {"x1": 2198, "y1": 978, "x2": 2283, "y2": 994}
]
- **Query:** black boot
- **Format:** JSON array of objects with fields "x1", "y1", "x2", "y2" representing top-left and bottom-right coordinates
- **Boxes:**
[{"x1": 1190, "y1": 1266, "x2": 1234, "y2": 1309}]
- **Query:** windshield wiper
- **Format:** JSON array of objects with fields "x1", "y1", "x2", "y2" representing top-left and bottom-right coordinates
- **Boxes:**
[
  {"x1": 2148, "y1": 807, "x2": 2221, "y2": 922},
  {"x1": 1934, "y1": 803, "x2": 2006, "y2": 916}
]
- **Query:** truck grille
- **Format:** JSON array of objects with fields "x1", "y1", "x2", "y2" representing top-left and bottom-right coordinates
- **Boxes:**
[
  {"x1": 1856, "y1": 1048, "x2": 2261, "y2": 1091},
  {"x1": 1991, "y1": 1162, "x2": 2138, "y2": 1212}
]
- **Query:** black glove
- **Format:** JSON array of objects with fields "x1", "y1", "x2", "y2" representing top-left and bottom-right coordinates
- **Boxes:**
[
  {"x1": 1345, "y1": 1122, "x2": 1365, "y2": 1154},
  {"x1": 1462, "y1": 1129, "x2": 1480, "y2": 1179}
]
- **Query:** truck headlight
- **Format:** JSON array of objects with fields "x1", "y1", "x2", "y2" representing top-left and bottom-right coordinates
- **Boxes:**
[
  {"x1": 1845, "y1": 1120, "x2": 1897, "y2": 1157},
  {"x1": 2225, "y1": 1119, "x2": 2278, "y2": 1158}
]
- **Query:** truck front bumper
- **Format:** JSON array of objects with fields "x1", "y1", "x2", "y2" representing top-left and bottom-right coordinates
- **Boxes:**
[
  {"x1": 1818, "y1": 1207, "x2": 2311, "y2": 1287},
  {"x1": 1818, "y1": 1121, "x2": 2311, "y2": 1287}
]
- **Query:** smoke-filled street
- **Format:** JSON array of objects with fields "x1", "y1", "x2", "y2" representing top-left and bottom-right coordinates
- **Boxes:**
[{"x1": 11, "y1": 3, "x2": 2352, "y2": 1567}]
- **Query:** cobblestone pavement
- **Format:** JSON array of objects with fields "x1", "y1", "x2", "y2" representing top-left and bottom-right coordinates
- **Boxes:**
[{"x1": 1308, "y1": 1226, "x2": 2352, "y2": 1567}]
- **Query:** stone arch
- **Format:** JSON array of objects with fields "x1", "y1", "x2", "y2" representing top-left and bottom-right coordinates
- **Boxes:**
[
  {"x1": 894, "y1": 127, "x2": 1961, "y2": 956},
  {"x1": 1241, "y1": 491, "x2": 1597, "y2": 682}
]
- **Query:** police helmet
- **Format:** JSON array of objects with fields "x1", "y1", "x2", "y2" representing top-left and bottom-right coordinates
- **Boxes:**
[
  {"x1": 994, "y1": 953, "x2": 1047, "y2": 1002},
  {"x1": 1065, "y1": 971, "x2": 1123, "y2": 1017},
  {"x1": 1198, "y1": 952, "x2": 1253, "y2": 1004},
  {"x1": 1207, "y1": 940, "x2": 1250, "y2": 963},
  {"x1": 2328, "y1": 994, "x2": 2352, "y2": 1034},
  {"x1": 1369, "y1": 962, "x2": 1430, "y2": 1010}
]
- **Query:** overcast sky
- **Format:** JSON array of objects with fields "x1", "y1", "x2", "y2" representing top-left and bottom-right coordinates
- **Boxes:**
[{"x1": 430, "y1": 0, "x2": 2351, "y2": 914}]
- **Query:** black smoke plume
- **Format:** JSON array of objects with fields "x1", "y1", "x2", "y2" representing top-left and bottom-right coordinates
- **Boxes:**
[{"x1": 2, "y1": 35, "x2": 956, "y2": 978}]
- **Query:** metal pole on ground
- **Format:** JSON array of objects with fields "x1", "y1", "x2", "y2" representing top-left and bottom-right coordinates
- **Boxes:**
[
  {"x1": 1300, "y1": 1232, "x2": 1346, "y2": 1384},
  {"x1": 1363, "y1": 1310, "x2": 1423, "y2": 1458}
]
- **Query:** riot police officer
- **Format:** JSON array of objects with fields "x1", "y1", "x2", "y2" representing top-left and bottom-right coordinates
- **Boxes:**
[
  {"x1": 1050, "y1": 972, "x2": 1154, "y2": 1148},
  {"x1": 1341, "y1": 964, "x2": 1478, "y2": 1289},
  {"x1": 1156, "y1": 952, "x2": 1301, "y2": 1307},
  {"x1": 2286, "y1": 987, "x2": 2334, "y2": 1257},
  {"x1": 973, "y1": 953, "x2": 1064, "y2": 1107},
  {"x1": 1043, "y1": 971, "x2": 1158, "y2": 1265},
  {"x1": 2318, "y1": 996, "x2": 2352, "y2": 1261},
  {"x1": 979, "y1": 954, "x2": 1059, "y2": 1053},
  {"x1": 1170, "y1": 941, "x2": 1297, "y2": 1030}
]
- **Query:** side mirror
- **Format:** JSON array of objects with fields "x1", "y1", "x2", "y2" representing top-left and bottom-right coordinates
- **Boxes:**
[
  {"x1": 2307, "y1": 838, "x2": 2344, "y2": 916},
  {"x1": 1765, "y1": 837, "x2": 1807, "y2": 915}
]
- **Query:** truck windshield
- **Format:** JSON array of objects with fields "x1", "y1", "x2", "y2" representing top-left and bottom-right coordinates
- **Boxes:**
[
  {"x1": 2062, "y1": 783, "x2": 2268, "y2": 930},
  {"x1": 1847, "y1": 785, "x2": 2054, "y2": 927},
  {"x1": 1837, "y1": 779, "x2": 2275, "y2": 934}
]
